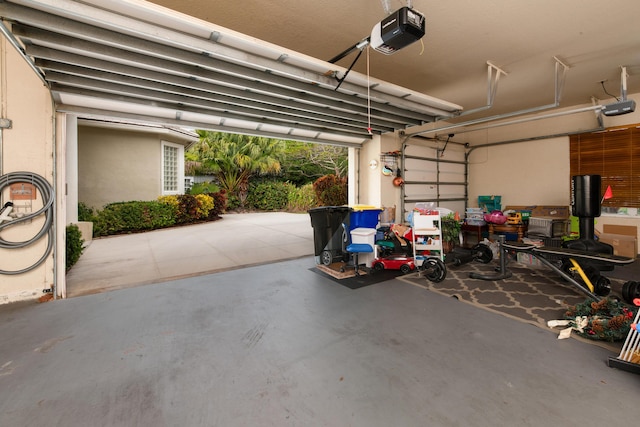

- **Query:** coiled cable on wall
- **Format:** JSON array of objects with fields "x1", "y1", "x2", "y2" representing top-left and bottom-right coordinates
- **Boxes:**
[{"x1": 0, "y1": 172, "x2": 55, "y2": 275}]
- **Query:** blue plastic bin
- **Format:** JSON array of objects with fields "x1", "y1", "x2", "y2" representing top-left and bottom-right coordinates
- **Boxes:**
[{"x1": 349, "y1": 207, "x2": 382, "y2": 230}]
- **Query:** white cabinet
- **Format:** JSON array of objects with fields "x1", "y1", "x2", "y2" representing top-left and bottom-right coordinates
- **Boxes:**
[{"x1": 412, "y1": 213, "x2": 444, "y2": 263}]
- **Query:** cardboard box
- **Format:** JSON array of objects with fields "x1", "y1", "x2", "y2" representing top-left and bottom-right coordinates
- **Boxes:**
[
  {"x1": 603, "y1": 224, "x2": 637, "y2": 237},
  {"x1": 598, "y1": 224, "x2": 638, "y2": 258},
  {"x1": 505, "y1": 205, "x2": 569, "y2": 219}
]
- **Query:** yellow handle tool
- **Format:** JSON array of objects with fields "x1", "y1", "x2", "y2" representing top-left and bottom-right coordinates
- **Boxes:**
[{"x1": 568, "y1": 258, "x2": 595, "y2": 293}]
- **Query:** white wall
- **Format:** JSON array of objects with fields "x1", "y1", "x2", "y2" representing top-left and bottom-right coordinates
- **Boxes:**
[
  {"x1": 0, "y1": 37, "x2": 57, "y2": 303},
  {"x1": 467, "y1": 136, "x2": 570, "y2": 207},
  {"x1": 356, "y1": 135, "x2": 382, "y2": 207},
  {"x1": 465, "y1": 95, "x2": 640, "y2": 209}
]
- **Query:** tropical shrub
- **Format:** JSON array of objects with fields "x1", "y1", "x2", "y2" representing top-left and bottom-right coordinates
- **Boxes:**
[
  {"x1": 313, "y1": 174, "x2": 347, "y2": 206},
  {"x1": 175, "y1": 194, "x2": 200, "y2": 224},
  {"x1": 66, "y1": 224, "x2": 84, "y2": 270},
  {"x1": 194, "y1": 194, "x2": 215, "y2": 219},
  {"x1": 77, "y1": 202, "x2": 97, "y2": 222},
  {"x1": 158, "y1": 195, "x2": 180, "y2": 216},
  {"x1": 188, "y1": 181, "x2": 220, "y2": 195},
  {"x1": 247, "y1": 181, "x2": 290, "y2": 211},
  {"x1": 226, "y1": 194, "x2": 241, "y2": 211},
  {"x1": 206, "y1": 190, "x2": 228, "y2": 218},
  {"x1": 190, "y1": 131, "x2": 284, "y2": 207},
  {"x1": 287, "y1": 183, "x2": 317, "y2": 212}
]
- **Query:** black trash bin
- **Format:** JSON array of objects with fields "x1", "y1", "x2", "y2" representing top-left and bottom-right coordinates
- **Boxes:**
[{"x1": 308, "y1": 206, "x2": 352, "y2": 265}]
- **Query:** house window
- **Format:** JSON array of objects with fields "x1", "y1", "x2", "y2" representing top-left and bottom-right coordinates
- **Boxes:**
[
  {"x1": 162, "y1": 141, "x2": 184, "y2": 195},
  {"x1": 569, "y1": 124, "x2": 640, "y2": 214}
]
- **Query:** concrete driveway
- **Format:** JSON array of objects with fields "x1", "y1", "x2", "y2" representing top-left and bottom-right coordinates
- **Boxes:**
[{"x1": 65, "y1": 212, "x2": 314, "y2": 297}]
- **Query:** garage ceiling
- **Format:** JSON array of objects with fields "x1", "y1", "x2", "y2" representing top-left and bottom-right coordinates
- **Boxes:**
[
  {"x1": 151, "y1": 0, "x2": 640, "y2": 139},
  {"x1": 2, "y1": 0, "x2": 640, "y2": 146},
  {"x1": 0, "y1": 0, "x2": 464, "y2": 147}
]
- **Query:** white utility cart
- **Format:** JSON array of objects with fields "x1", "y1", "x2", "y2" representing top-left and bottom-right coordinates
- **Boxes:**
[{"x1": 412, "y1": 211, "x2": 447, "y2": 283}]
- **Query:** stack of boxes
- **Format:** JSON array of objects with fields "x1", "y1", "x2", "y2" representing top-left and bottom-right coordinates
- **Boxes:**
[
  {"x1": 465, "y1": 207, "x2": 485, "y2": 226},
  {"x1": 597, "y1": 225, "x2": 638, "y2": 258}
]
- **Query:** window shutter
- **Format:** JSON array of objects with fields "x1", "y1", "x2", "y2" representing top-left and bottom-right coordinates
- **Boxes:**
[{"x1": 570, "y1": 126, "x2": 639, "y2": 208}]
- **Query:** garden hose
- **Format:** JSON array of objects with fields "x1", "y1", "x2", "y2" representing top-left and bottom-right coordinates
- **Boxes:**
[{"x1": 0, "y1": 172, "x2": 55, "y2": 275}]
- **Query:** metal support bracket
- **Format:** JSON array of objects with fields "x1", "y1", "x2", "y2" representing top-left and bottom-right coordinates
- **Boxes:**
[
  {"x1": 620, "y1": 65, "x2": 629, "y2": 101},
  {"x1": 405, "y1": 56, "x2": 572, "y2": 138},
  {"x1": 0, "y1": 118, "x2": 11, "y2": 129},
  {"x1": 552, "y1": 56, "x2": 570, "y2": 105},
  {"x1": 486, "y1": 61, "x2": 508, "y2": 108}
]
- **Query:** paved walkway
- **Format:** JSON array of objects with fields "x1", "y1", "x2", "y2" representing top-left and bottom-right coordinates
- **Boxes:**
[{"x1": 65, "y1": 212, "x2": 314, "y2": 297}]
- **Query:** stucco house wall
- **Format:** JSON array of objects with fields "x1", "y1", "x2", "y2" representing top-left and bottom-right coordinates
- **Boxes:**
[
  {"x1": 78, "y1": 123, "x2": 195, "y2": 210},
  {"x1": 0, "y1": 36, "x2": 58, "y2": 302}
]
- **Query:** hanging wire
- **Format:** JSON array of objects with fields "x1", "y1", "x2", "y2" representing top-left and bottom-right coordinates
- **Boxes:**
[
  {"x1": 366, "y1": 45, "x2": 372, "y2": 134},
  {"x1": 601, "y1": 81, "x2": 619, "y2": 102}
]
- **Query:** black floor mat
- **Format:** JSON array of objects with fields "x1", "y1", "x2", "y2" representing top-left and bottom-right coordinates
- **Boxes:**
[{"x1": 310, "y1": 266, "x2": 403, "y2": 289}]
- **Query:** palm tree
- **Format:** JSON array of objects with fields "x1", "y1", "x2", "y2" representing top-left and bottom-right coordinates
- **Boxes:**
[{"x1": 191, "y1": 131, "x2": 283, "y2": 207}]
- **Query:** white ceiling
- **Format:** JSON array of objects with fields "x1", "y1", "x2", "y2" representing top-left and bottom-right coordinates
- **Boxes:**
[
  {"x1": 2, "y1": 0, "x2": 640, "y2": 146},
  {"x1": 152, "y1": 0, "x2": 640, "y2": 130}
]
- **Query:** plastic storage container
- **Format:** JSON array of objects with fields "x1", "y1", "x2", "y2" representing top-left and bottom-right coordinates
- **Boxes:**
[
  {"x1": 349, "y1": 207, "x2": 382, "y2": 230},
  {"x1": 350, "y1": 227, "x2": 376, "y2": 245},
  {"x1": 527, "y1": 217, "x2": 568, "y2": 238},
  {"x1": 465, "y1": 207, "x2": 485, "y2": 226},
  {"x1": 349, "y1": 227, "x2": 377, "y2": 267},
  {"x1": 478, "y1": 195, "x2": 502, "y2": 212}
]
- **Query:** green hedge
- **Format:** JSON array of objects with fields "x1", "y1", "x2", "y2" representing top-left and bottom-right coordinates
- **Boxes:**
[
  {"x1": 66, "y1": 224, "x2": 84, "y2": 271},
  {"x1": 287, "y1": 183, "x2": 317, "y2": 212},
  {"x1": 93, "y1": 201, "x2": 175, "y2": 236},
  {"x1": 247, "y1": 181, "x2": 291, "y2": 211},
  {"x1": 90, "y1": 192, "x2": 227, "y2": 237}
]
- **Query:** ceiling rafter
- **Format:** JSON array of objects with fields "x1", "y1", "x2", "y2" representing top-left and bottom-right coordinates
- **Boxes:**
[
  {"x1": 30, "y1": 51, "x2": 416, "y2": 130},
  {"x1": 0, "y1": 0, "x2": 462, "y2": 146}
]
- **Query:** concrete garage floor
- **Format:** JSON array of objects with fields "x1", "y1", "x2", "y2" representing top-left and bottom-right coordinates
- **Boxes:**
[
  {"x1": 2, "y1": 257, "x2": 640, "y2": 425},
  {"x1": 2, "y1": 212, "x2": 640, "y2": 425}
]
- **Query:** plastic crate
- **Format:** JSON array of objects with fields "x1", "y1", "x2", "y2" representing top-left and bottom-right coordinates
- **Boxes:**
[
  {"x1": 528, "y1": 217, "x2": 568, "y2": 238},
  {"x1": 478, "y1": 195, "x2": 501, "y2": 212},
  {"x1": 466, "y1": 208, "x2": 484, "y2": 221},
  {"x1": 541, "y1": 237, "x2": 563, "y2": 247}
]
